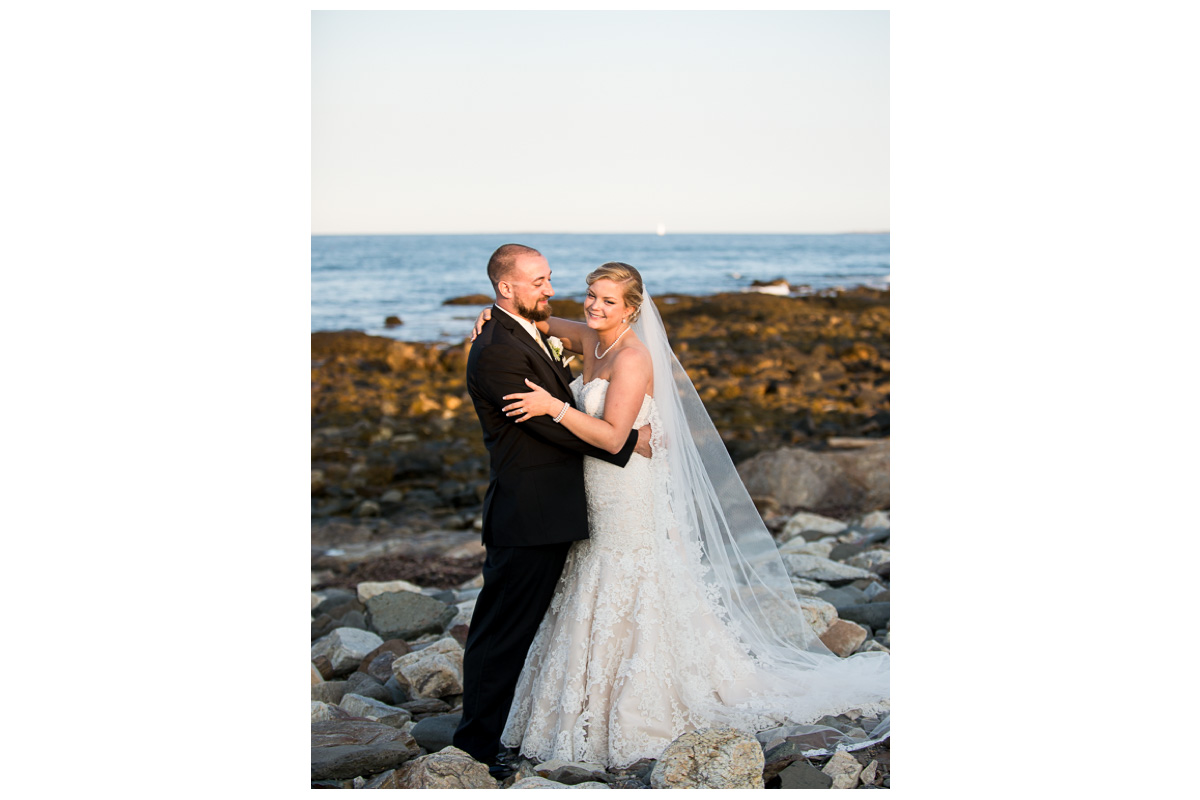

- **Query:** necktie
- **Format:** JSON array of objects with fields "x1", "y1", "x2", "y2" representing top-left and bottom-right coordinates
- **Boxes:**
[{"x1": 535, "y1": 329, "x2": 556, "y2": 361}]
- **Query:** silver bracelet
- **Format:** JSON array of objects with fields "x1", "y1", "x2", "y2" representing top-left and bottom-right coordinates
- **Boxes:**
[{"x1": 553, "y1": 401, "x2": 569, "y2": 423}]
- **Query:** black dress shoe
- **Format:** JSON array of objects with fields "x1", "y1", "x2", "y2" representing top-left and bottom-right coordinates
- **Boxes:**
[{"x1": 488, "y1": 748, "x2": 522, "y2": 780}]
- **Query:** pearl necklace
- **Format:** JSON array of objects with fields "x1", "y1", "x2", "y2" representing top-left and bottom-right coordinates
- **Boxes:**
[{"x1": 594, "y1": 324, "x2": 631, "y2": 359}]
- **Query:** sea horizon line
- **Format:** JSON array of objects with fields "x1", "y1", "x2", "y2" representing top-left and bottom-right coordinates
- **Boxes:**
[{"x1": 311, "y1": 230, "x2": 891, "y2": 237}]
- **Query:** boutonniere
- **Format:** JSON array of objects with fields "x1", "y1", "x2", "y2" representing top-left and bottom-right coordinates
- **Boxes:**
[{"x1": 546, "y1": 336, "x2": 574, "y2": 366}]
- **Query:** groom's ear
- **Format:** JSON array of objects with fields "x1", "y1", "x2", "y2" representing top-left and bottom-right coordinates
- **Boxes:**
[{"x1": 496, "y1": 280, "x2": 512, "y2": 299}]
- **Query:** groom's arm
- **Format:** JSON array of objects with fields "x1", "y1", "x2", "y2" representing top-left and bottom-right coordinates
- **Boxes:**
[{"x1": 476, "y1": 344, "x2": 638, "y2": 467}]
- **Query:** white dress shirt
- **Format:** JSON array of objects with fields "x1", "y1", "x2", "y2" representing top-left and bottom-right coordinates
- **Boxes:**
[{"x1": 496, "y1": 305, "x2": 553, "y2": 359}]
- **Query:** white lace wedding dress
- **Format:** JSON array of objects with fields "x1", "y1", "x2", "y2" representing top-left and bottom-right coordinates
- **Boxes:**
[{"x1": 500, "y1": 376, "x2": 889, "y2": 769}]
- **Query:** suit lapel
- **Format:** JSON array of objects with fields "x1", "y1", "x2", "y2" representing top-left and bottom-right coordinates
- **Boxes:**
[{"x1": 494, "y1": 306, "x2": 574, "y2": 398}]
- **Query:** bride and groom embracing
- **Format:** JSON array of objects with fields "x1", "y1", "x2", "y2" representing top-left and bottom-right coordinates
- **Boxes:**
[{"x1": 453, "y1": 244, "x2": 889, "y2": 777}]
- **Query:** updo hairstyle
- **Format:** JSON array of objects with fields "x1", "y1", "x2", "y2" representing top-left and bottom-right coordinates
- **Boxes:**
[{"x1": 586, "y1": 262, "x2": 645, "y2": 324}]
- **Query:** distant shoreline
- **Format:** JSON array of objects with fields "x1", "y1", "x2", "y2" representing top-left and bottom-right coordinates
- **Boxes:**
[{"x1": 312, "y1": 285, "x2": 890, "y2": 347}]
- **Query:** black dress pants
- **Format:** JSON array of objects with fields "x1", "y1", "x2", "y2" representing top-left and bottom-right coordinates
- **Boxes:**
[{"x1": 453, "y1": 540, "x2": 573, "y2": 764}]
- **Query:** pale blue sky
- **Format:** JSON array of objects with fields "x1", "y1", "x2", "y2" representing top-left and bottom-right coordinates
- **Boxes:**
[{"x1": 313, "y1": 10, "x2": 889, "y2": 234}]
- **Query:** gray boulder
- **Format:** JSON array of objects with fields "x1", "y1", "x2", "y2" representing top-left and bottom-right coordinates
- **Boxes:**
[
  {"x1": 777, "y1": 760, "x2": 833, "y2": 789},
  {"x1": 338, "y1": 693, "x2": 413, "y2": 727},
  {"x1": 838, "y1": 602, "x2": 890, "y2": 630},
  {"x1": 451, "y1": 599, "x2": 476, "y2": 628},
  {"x1": 737, "y1": 443, "x2": 889, "y2": 516},
  {"x1": 311, "y1": 701, "x2": 342, "y2": 722},
  {"x1": 345, "y1": 671, "x2": 392, "y2": 704},
  {"x1": 357, "y1": 639, "x2": 413, "y2": 673},
  {"x1": 366, "y1": 591, "x2": 458, "y2": 640},
  {"x1": 311, "y1": 613, "x2": 337, "y2": 641},
  {"x1": 392, "y1": 637, "x2": 464, "y2": 699},
  {"x1": 856, "y1": 510, "x2": 890, "y2": 530},
  {"x1": 311, "y1": 680, "x2": 348, "y2": 705},
  {"x1": 827, "y1": 541, "x2": 865, "y2": 562},
  {"x1": 791, "y1": 578, "x2": 831, "y2": 596},
  {"x1": 610, "y1": 758, "x2": 655, "y2": 784},
  {"x1": 822, "y1": 750, "x2": 863, "y2": 789},
  {"x1": 361, "y1": 769, "x2": 402, "y2": 789},
  {"x1": 650, "y1": 728, "x2": 765, "y2": 789},
  {"x1": 410, "y1": 712, "x2": 462, "y2": 753},
  {"x1": 757, "y1": 724, "x2": 853, "y2": 754},
  {"x1": 400, "y1": 697, "x2": 453, "y2": 719},
  {"x1": 778, "y1": 537, "x2": 836, "y2": 558},
  {"x1": 779, "y1": 511, "x2": 848, "y2": 542},
  {"x1": 604, "y1": 778, "x2": 646, "y2": 789},
  {"x1": 310, "y1": 627, "x2": 384, "y2": 676},
  {"x1": 510, "y1": 777, "x2": 568, "y2": 789},
  {"x1": 357, "y1": 579, "x2": 422, "y2": 603},
  {"x1": 330, "y1": 609, "x2": 368, "y2": 632},
  {"x1": 310, "y1": 719, "x2": 420, "y2": 780},
  {"x1": 511, "y1": 775, "x2": 611, "y2": 789},
  {"x1": 847, "y1": 549, "x2": 891, "y2": 570},
  {"x1": 817, "y1": 585, "x2": 869, "y2": 609},
  {"x1": 321, "y1": 598, "x2": 367, "y2": 619},
  {"x1": 363, "y1": 651, "x2": 401, "y2": 684},
  {"x1": 312, "y1": 588, "x2": 357, "y2": 617},
  {"x1": 762, "y1": 740, "x2": 808, "y2": 782},
  {"x1": 392, "y1": 746, "x2": 495, "y2": 789},
  {"x1": 383, "y1": 676, "x2": 411, "y2": 705},
  {"x1": 782, "y1": 554, "x2": 876, "y2": 583},
  {"x1": 533, "y1": 759, "x2": 612, "y2": 785},
  {"x1": 862, "y1": 581, "x2": 888, "y2": 601}
]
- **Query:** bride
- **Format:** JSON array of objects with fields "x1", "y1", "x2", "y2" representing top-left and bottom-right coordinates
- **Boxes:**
[{"x1": 474, "y1": 262, "x2": 889, "y2": 769}]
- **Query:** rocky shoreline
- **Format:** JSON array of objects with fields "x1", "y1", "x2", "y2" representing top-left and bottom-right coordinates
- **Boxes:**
[
  {"x1": 311, "y1": 289, "x2": 889, "y2": 572},
  {"x1": 312, "y1": 288, "x2": 890, "y2": 788},
  {"x1": 311, "y1": 507, "x2": 891, "y2": 789}
]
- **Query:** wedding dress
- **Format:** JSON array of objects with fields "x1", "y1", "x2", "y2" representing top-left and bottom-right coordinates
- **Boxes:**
[{"x1": 499, "y1": 290, "x2": 890, "y2": 769}]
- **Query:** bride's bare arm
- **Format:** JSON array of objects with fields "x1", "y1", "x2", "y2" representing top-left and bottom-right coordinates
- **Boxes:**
[
  {"x1": 540, "y1": 317, "x2": 592, "y2": 355},
  {"x1": 503, "y1": 348, "x2": 652, "y2": 454}
]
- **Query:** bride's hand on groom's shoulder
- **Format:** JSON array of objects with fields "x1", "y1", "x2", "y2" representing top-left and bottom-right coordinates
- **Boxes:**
[
  {"x1": 502, "y1": 379, "x2": 561, "y2": 423},
  {"x1": 470, "y1": 307, "x2": 492, "y2": 341}
]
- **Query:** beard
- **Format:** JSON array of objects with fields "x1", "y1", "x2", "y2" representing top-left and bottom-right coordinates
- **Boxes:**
[{"x1": 515, "y1": 295, "x2": 551, "y2": 322}]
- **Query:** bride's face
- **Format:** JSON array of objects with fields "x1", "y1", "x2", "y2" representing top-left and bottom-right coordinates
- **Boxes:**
[{"x1": 584, "y1": 279, "x2": 633, "y2": 331}]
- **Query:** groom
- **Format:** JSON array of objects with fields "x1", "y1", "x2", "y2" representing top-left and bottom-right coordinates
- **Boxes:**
[{"x1": 453, "y1": 243, "x2": 649, "y2": 775}]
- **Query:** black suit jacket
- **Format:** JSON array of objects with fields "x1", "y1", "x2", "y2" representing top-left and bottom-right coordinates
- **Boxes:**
[{"x1": 466, "y1": 306, "x2": 637, "y2": 547}]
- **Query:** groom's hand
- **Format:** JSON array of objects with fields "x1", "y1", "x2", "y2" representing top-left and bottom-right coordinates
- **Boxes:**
[{"x1": 635, "y1": 424, "x2": 653, "y2": 458}]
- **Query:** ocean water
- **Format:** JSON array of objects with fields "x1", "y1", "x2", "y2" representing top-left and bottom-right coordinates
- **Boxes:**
[{"x1": 311, "y1": 233, "x2": 889, "y2": 343}]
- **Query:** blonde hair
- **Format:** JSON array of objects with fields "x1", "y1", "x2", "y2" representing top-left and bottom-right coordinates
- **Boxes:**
[{"x1": 586, "y1": 262, "x2": 645, "y2": 323}]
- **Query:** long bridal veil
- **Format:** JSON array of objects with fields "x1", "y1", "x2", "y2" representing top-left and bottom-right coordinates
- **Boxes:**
[{"x1": 633, "y1": 289, "x2": 890, "y2": 753}]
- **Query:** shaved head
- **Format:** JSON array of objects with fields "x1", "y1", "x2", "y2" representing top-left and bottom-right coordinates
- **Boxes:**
[{"x1": 487, "y1": 243, "x2": 542, "y2": 290}]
